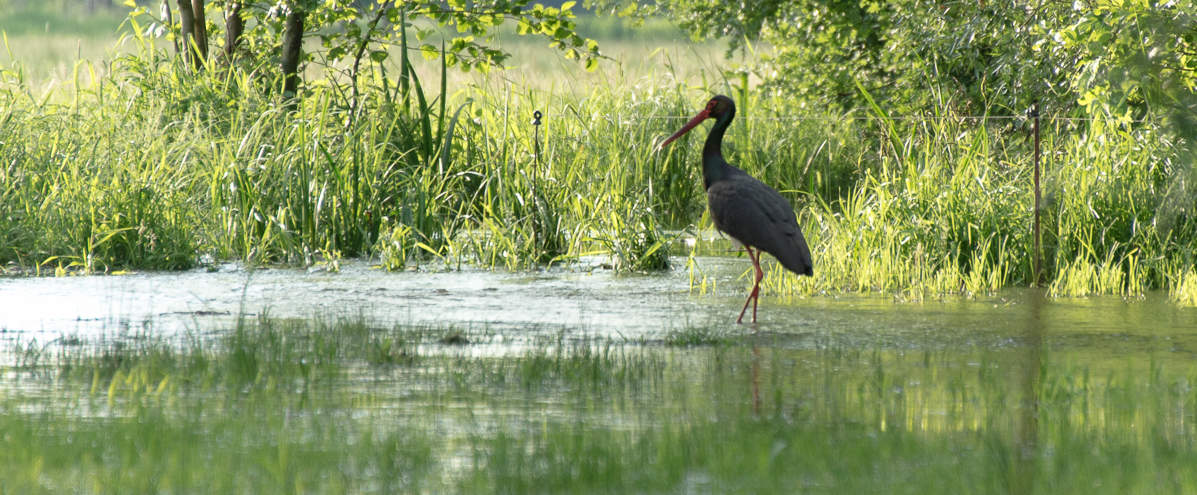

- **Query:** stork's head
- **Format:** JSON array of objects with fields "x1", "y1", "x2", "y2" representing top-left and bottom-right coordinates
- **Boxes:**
[{"x1": 657, "y1": 95, "x2": 736, "y2": 151}]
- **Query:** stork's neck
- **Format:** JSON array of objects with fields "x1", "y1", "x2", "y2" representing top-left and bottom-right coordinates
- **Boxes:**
[{"x1": 701, "y1": 108, "x2": 734, "y2": 189}]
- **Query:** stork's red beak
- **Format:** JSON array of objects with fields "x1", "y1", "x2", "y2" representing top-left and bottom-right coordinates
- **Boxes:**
[{"x1": 656, "y1": 108, "x2": 711, "y2": 151}]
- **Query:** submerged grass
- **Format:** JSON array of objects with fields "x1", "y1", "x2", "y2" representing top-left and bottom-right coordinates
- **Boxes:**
[
  {"x1": 2, "y1": 315, "x2": 1196, "y2": 492},
  {"x1": 662, "y1": 325, "x2": 732, "y2": 346}
]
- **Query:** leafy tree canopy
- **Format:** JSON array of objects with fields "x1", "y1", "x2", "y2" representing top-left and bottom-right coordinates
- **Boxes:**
[
  {"x1": 595, "y1": 0, "x2": 1196, "y2": 122},
  {"x1": 128, "y1": 0, "x2": 602, "y2": 89}
]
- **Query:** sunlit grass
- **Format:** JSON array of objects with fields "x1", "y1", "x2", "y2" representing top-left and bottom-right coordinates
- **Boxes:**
[
  {"x1": 1, "y1": 6, "x2": 1195, "y2": 303},
  {"x1": 1171, "y1": 266, "x2": 1197, "y2": 307}
]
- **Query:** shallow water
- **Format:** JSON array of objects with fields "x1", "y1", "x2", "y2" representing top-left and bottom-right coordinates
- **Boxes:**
[
  {"x1": 2, "y1": 257, "x2": 1195, "y2": 358},
  {"x1": 2, "y1": 258, "x2": 1197, "y2": 492}
]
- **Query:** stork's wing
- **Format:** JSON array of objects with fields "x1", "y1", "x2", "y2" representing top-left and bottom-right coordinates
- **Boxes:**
[{"x1": 707, "y1": 174, "x2": 813, "y2": 276}]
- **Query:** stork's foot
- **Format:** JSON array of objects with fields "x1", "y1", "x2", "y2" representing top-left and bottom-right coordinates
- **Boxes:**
[{"x1": 737, "y1": 285, "x2": 760, "y2": 324}]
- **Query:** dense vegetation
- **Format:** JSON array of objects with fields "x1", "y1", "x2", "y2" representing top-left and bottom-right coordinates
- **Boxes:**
[
  {"x1": 3, "y1": 4, "x2": 1197, "y2": 491},
  {"x1": 0, "y1": 1, "x2": 1195, "y2": 302}
]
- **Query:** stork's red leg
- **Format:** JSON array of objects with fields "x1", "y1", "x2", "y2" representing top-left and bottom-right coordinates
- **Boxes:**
[
  {"x1": 750, "y1": 247, "x2": 763, "y2": 322},
  {"x1": 737, "y1": 246, "x2": 765, "y2": 324}
]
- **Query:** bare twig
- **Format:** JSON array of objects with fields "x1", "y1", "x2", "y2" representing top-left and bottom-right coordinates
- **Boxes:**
[{"x1": 348, "y1": 1, "x2": 393, "y2": 124}]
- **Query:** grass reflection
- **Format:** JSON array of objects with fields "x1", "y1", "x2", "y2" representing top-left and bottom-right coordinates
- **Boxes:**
[{"x1": 1, "y1": 315, "x2": 1194, "y2": 492}]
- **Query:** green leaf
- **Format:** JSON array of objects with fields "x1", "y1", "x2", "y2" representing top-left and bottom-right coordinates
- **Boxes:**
[{"x1": 420, "y1": 44, "x2": 438, "y2": 61}]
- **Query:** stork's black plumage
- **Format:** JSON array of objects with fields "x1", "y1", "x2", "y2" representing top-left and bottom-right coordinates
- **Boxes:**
[{"x1": 659, "y1": 95, "x2": 812, "y2": 323}]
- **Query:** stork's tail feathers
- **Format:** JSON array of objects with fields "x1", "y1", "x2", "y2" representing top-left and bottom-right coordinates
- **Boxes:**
[{"x1": 776, "y1": 234, "x2": 813, "y2": 277}]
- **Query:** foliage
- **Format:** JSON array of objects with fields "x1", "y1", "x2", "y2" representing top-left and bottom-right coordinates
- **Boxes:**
[
  {"x1": 605, "y1": 0, "x2": 1197, "y2": 124},
  {"x1": 129, "y1": 0, "x2": 602, "y2": 83},
  {"x1": 3, "y1": 4, "x2": 1197, "y2": 301},
  {"x1": 1059, "y1": 2, "x2": 1197, "y2": 124},
  {"x1": 3, "y1": 41, "x2": 1195, "y2": 298}
]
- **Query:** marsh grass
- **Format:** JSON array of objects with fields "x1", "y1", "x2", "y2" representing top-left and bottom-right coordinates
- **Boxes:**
[
  {"x1": 33, "y1": 315, "x2": 426, "y2": 392},
  {"x1": 663, "y1": 325, "x2": 732, "y2": 346},
  {"x1": 1171, "y1": 266, "x2": 1197, "y2": 306},
  {"x1": 2, "y1": 315, "x2": 1196, "y2": 492},
  {"x1": 1, "y1": 7, "x2": 1194, "y2": 302}
]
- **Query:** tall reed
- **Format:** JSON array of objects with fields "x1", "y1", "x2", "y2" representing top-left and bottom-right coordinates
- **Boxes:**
[{"x1": 2, "y1": 25, "x2": 1194, "y2": 302}]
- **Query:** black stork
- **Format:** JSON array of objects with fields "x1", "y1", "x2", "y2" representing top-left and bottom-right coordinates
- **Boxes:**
[{"x1": 658, "y1": 95, "x2": 813, "y2": 324}]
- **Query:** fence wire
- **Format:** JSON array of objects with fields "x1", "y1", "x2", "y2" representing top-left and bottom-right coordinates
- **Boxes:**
[{"x1": 607, "y1": 114, "x2": 1153, "y2": 124}]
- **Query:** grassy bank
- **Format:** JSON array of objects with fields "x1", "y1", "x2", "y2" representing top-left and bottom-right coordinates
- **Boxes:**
[
  {"x1": 0, "y1": 9, "x2": 1194, "y2": 303},
  {"x1": 2, "y1": 315, "x2": 1195, "y2": 492}
]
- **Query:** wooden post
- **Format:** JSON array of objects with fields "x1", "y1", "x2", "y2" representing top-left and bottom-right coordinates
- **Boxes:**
[{"x1": 1032, "y1": 103, "x2": 1042, "y2": 287}]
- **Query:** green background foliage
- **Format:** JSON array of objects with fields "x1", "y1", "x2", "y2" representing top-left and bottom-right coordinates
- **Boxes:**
[{"x1": 609, "y1": 0, "x2": 1196, "y2": 121}]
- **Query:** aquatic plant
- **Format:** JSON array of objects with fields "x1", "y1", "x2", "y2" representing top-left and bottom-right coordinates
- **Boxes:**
[{"x1": 3, "y1": 315, "x2": 1196, "y2": 492}]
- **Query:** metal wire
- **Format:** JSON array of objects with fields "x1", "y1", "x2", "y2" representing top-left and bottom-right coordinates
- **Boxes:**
[{"x1": 612, "y1": 114, "x2": 1153, "y2": 123}]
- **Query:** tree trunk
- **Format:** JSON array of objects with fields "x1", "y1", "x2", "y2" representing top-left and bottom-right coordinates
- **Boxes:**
[
  {"x1": 224, "y1": 1, "x2": 244, "y2": 58},
  {"x1": 280, "y1": 6, "x2": 307, "y2": 101},
  {"x1": 174, "y1": 0, "x2": 207, "y2": 68},
  {"x1": 175, "y1": 0, "x2": 196, "y2": 65},
  {"x1": 190, "y1": 0, "x2": 208, "y2": 64}
]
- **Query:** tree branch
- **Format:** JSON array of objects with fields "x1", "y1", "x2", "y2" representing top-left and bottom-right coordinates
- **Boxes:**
[{"x1": 349, "y1": 1, "x2": 392, "y2": 121}]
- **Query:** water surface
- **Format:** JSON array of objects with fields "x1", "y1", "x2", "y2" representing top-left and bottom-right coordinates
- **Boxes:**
[
  {"x1": 2, "y1": 258, "x2": 1196, "y2": 492},
  {"x1": 3, "y1": 257, "x2": 1194, "y2": 353}
]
